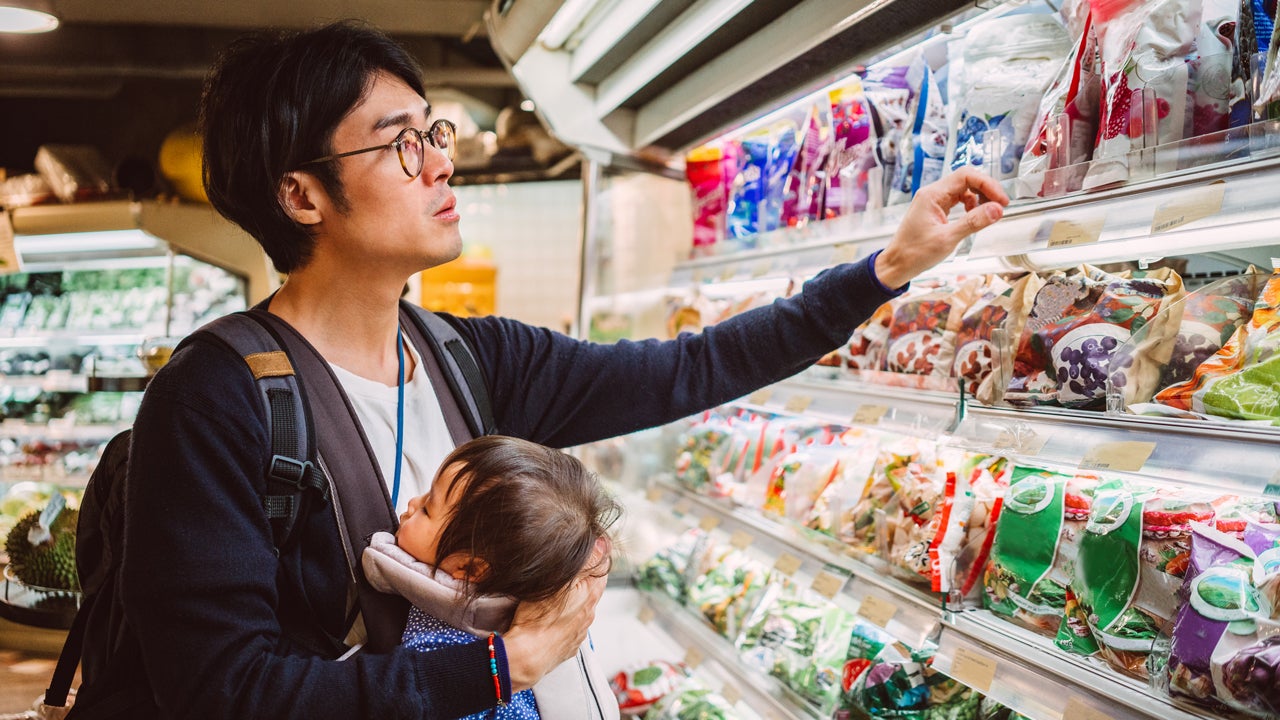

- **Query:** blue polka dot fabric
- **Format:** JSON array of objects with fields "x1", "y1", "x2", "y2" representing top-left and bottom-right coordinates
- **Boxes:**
[{"x1": 402, "y1": 607, "x2": 541, "y2": 720}]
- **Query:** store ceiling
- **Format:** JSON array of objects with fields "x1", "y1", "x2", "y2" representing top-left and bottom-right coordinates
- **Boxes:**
[{"x1": 0, "y1": 0, "x2": 550, "y2": 183}]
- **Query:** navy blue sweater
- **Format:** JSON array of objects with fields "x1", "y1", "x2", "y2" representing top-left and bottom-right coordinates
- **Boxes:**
[{"x1": 120, "y1": 257, "x2": 898, "y2": 719}]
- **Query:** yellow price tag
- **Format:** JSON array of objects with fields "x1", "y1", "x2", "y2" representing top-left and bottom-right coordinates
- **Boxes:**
[
  {"x1": 721, "y1": 684, "x2": 742, "y2": 705},
  {"x1": 833, "y1": 243, "x2": 861, "y2": 264},
  {"x1": 699, "y1": 515, "x2": 721, "y2": 532},
  {"x1": 719, "y1": 264, "x2": 739, "y2": 282},
  {"x1": 645, "y1": 486, "x2": 664, "y2": 503},
  {"x1": 1079, "y1": 441, "x2": 1156, "y2": 473},
  {"x1": 784, "y1": 395, "x2": 813, "y2": 413},
  {"x1": 852, "y1": 404, "x2": 888, "y2": 425},
  {"x1": 673, "y1": 498, "x2": 692, "y2": 516},
  {"x1": 729, "y1": 530, "x2": 754, "y2": 550},
  {"x1": 811, "y1": 571, "x2": 847, "y2": 599},
  {"x1": 948, "y1": 647, "x2": 998, "y2": 693},
  {"x1": 857, "y1": 595, "x2": 899, "y2": 628},
  {"x1": 774, "y1": 553, "x2": 803, "y2": 576},
  {"x1": 752, "y1": 261, "x2": 772, "y2": 278},
  {"x1": 748, "y1": 389, "x2": 773, "y2": 406},
  {"x1": 1062, "y1": 696, "x2": 1115, "y2": 720},
  {"x1": 637, "y1": 605, "x2": 655, "y2": 624},
  {"x1": 1151, "y1": 180, "x2": 1226, "y2": 234},
  {"x1": 1043, "y1": 217, "x2": 1104, "y2": 248},
  {"x1": 684, "y1": 646, "x2": 704, "y2": 669}
]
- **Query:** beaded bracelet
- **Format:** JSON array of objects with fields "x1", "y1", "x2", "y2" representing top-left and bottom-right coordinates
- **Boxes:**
[{"x1": 487, "y1": 632, "x2": 506, "y2": 706}]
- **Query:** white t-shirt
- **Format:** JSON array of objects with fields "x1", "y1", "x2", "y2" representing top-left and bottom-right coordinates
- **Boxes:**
[{"x1": 328, "y1": 338, "x2": 455, "y2": 516}]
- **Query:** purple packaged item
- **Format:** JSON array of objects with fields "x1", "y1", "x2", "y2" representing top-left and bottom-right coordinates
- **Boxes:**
[{"x1": 1168, "y1": 521, "x2": 1280, "y2": 717}]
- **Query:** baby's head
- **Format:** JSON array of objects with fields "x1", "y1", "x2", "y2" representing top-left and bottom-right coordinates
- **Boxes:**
[{"x1": 397, "y1": 435, "x2": 620, "y2": 606}]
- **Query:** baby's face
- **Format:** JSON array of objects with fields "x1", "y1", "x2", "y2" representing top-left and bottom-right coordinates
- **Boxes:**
[{"x1": 396, "y1": 464, "x2": 463, "y2": 566}]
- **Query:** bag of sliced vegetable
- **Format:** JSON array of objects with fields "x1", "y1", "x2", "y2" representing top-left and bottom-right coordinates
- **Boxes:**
[
  {"x1": 1167, "y1": 520, "x2": 1280, "y2": 717},
  {"x1": 1060, "y1": 479, "x2": 1217, "y2": 678},
  {"x1": 842, "y1": 437, "x2": 939, "y2": 557},
  {"x1": 738, "y1": 577, "x2": 854, "y2": 705},
  {"x1": 687, "y1": 545, "x2": 772, "y2": 643},
  {"x1": 931, "y1": 457, "x2": 1010, "y2": 602},
  {"x1": 636, "y1": 529, "x2": 711, "y2": 603},
  {"x1": 644, "y1": 678, "x2": 742, "y2": 720},
  {"x1": 611, "y1": 660, "x2": 689, "y2": 716},
  {"x1": 1005, "y1": 265, "x2": 1184, "y2": 408},
  {"x1": 806, "y1": 431, "x2": 883, "y2": 538},
  {"x1": 985, "y1": 466, "x2": 1097, "y2": 635},
  {"x1": 1150, "y1": 267, "x2": 1280, "y2": 424},
  {"x1": 673, "y1": 413, "x2": 734, "y2": 492}
]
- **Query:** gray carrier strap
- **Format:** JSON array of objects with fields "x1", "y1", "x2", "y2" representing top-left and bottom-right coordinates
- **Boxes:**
[{"x1": 401, "y1": 302, "x2": 495, "y2": 438}]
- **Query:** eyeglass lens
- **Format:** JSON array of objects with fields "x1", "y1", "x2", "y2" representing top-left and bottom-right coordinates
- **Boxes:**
[{"x1": 396, "y1": 121, "x2": 456, "y2": 178}]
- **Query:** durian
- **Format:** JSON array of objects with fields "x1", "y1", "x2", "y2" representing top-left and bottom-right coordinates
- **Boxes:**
[{"x1": 3, "y1": 507, "x2": 79, "y2": 592}]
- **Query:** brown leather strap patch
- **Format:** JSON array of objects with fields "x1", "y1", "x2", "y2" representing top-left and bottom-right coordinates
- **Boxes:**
[{"x1": 245, "y1": 351, "x2": 294, "y2": 379}]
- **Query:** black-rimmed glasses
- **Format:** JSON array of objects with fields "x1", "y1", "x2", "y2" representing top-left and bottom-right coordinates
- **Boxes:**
[{"x1": 299, "y1": 119, "x2": 457, "y2": 178}]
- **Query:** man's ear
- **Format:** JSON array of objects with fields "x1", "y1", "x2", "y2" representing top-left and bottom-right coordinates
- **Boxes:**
[
  {"x1": 278, "y1": 171, "x2": 323, "y2": 226},
  {"x1": 439, "y1": 553, "x2": 489, "y2": 582}
]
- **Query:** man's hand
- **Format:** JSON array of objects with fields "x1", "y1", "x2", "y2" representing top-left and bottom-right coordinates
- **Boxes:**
[
  {"x1": 874, "y1": 167, "x2": 1010, "y2": 290},
  {"x1": 502, "y1": 564, "x2": 608, "y2": 692}
]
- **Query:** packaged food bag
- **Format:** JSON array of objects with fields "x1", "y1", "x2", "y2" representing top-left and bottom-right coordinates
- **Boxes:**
[
  {"x1": 686, "y1": 145, "x2": 734, "y2": 257},
  {"x1": 948, "y1": 15, "x2": 1072, "y2": 184},
  {"x1": 687, "y1": 545, "x2": 772, "y2": 642},
  {"x1": 644, "y1": 678, "x2": 741, "y2": 720},
  {"x1": 1016, "y1": 0, "x2": 1102, "y2": 198},
  {"x1": 1005, "y1": 265, "x2": 1185, "y2": 409},
  {"x1": 781, "y1": 102, "x2": 835, "y2": 227},
  {"x1": 1150, "y1": 269, "x2": 1266, "y2": 396},
  {"x1": 610, "y1": 660, "x2": 688, "y2": 715},
  {"x1": 888, "y1": 56, "x2": 949, "y2": 205},
  {"x1": 1168, "y1": 521, "x2": 1280, "y2": 716},
  {"x1": 796, "y1": 608, "x2": 861, "y2": 712},
  {"x1": 636, "y1": 528, "x2": 711, "y2": 603},
  {"x1": 738, "y1": 578, "x2": 847, "y2": 702},
  {"x1": 806, "y1": 432, "x2": 883, "y2": 538},
  {"x1": 842, "y1": 437, "x2": 937, "y2": 556},
  {"x1": 825, "y1": 80, "x2": 876, "y2": 218},
  {"x1": 862, "y1": 65, "x2": 914, "y2": 211},
  {"x1": 958, "y1": 273, "x2": 1047, "y2": 406},
  {"x1": 762, "y1": 121, "x2": 801, "y2": 233},
  {"x1": 985, "y1": 467, "x2": 1097, "y2": 636},
  {"x1": 725, "y1": 134, "x2": 767, "y2": 244},
  {"x1": 717, "y1": 413, "x2": 795, "y2": 500},
  {"x1": 1083, "y1": 0, "x2": 1200, "y2": 189},
  {"x1": 884, "y1": 278, "x2": 982, "y2": 379},
  {"x1": 931, "y1": 457, "x2": 1010, "y2": 599},
  {"x1": 1152, "y1": 267, "x2": 1280, "y2": 424},
  {"x1": 1186, "y1": 0, "x2": 1253, "y2": 137},
  {"x1": 839, "y1": 620, "x2": 896, "y2": 707},
  {"x1": 846, "y1": 300, "x2": 898, "y2": 373},
  {"x1": 672, "y1": 413, "x2": 735, "y2": 492},
  {"x1": 1063, "y1": 480, "x2": 1216, "y2": 677}
]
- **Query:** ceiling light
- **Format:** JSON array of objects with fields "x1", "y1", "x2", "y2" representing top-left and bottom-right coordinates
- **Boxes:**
[{"x1": 0, "y1": 0, "x2": 59, "y2": 33}]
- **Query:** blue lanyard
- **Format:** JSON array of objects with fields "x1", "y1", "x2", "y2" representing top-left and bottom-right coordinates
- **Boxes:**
[{"x1": 391, "y1": 326, "x2": 405, "y2": 511}]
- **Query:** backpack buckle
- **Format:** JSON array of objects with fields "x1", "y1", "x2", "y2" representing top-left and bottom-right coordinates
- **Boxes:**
[{"x1": 269, "y1": 454, "x2": 313, "y2": 490}]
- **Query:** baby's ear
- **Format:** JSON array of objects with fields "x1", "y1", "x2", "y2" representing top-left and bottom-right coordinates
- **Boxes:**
[{"x1": 440, "y1": 553, "x2": 489, "y2": 581}]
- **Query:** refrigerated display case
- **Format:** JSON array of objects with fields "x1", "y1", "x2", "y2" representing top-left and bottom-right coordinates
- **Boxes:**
[
  {"x1": 0, "y1": 199, "x2": 271, "y2": 636},
  {"x1": 491, "y1": 1, "x2": 1280, "y2": 719}
]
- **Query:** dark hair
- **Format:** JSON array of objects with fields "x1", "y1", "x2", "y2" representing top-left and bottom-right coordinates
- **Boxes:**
[
  {"x1": 433, "y1": 436, "x2": 621, "y2": 608},
  {"x1": 198, "y1": 21, "x2": 425, "y2": 274}
]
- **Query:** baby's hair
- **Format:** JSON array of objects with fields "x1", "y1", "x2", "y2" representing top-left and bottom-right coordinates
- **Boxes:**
[{"x1": 432, "y1": 436, "x2": 620, "y2": 608}]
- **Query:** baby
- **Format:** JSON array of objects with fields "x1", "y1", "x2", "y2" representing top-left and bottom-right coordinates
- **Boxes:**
[{"x1": 362, "y1": 435, "x2": 621, "y2": 720}]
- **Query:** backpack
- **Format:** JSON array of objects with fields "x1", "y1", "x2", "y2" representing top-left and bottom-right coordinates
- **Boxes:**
[{"x1": 43, "y1": 301, "x2": 495, "y2": 719}]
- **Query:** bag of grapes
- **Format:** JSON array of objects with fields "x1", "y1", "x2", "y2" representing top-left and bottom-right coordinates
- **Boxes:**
[
  {"x1": 1150, "y1": 266, "x2": 1280, "y2": 424},
  {"x1": 1005, "y1": 265, "x2": 1184, "y2": 409}
]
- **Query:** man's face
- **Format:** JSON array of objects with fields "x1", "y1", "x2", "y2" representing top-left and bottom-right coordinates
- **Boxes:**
[{"x1": 312, "y1": 71, "x2": 462, "y2": 272}]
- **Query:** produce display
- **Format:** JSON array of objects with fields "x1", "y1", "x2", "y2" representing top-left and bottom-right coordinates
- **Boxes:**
[{"x1": 3, "y1": 500, "x2": 79, "y2": 591}]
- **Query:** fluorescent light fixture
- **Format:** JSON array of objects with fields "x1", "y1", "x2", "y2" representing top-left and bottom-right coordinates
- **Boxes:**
[
  {"x1": 16, "y1": 229, "x2": 163, "y2": 255},
  {"x1": 539, "y1": 0, "x2": 600, "y2": 50},
  {"x1": 0, "y1": 0, "x2": 59, "y2": 33}
]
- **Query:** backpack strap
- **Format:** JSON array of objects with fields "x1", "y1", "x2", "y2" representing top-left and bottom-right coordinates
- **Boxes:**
[
  {"x1": 399, "y1": 302, "x2": 496, "y2": 439},
  {"x1": 199, "y1": 313, "x2": 330, "y2": 551},
  {"x1": 243, "y1": 309, "x2": 410, "y2": 653}
]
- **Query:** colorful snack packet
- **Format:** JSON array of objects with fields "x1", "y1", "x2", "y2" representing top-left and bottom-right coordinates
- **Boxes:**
[
  {"x1": 825, "y1": 80, "x2": 875, "y2": 218},
  {"x1": 888, "y1": 55, "x2": 949, "y2": 205},
  {"x1": 686, "y1": 144, "x2": 734, "y2": 257}
]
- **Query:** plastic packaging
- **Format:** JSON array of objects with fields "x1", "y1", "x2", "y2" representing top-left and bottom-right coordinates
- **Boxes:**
[
  {"x1": 888, "y1": 56, "x2": 949, "y2": 205},
  {"x1": 686, "y1": 146, "x2": 734, "y2": 257},
  {"x1": 33, "y1": 145, "x2": 115, "y2": 203}
]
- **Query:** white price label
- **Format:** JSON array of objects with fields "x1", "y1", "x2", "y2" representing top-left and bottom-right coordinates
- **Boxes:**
[
  {"x1": 852, "y1": 404, "x2": 888, "y2": 425},
  {"x1": 773, "y1": 553, "x2": 803, "y2": 576},
  {"x1": 1039, "y1": 217, "x2": 1104, "y2": 248},
  {"x1": 948, "y1": 647, "x2": 998, "y2": 693},
  {"x1": 1151, "y1": 181, "x2": 1226, "y2": 234},
  {"x1": 857, "y1": 595, "x2": 899, "y2": 628},
  {"x1": 811, "y1": 571, "x2": 847, "y2": 599}
]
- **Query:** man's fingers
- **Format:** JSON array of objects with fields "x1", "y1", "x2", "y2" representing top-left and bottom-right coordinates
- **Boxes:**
[
  {"x1": 940, "y1": 167, "x2": 1010, "y2": 208},
  {"x1": 961, "y1": 190, "x2": 980, "y2": 212},
  {"x1": 954, "y1": 202, "x2": 1005, "y2": 241}
]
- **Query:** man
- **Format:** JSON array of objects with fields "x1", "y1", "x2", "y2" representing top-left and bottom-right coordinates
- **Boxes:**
[{"x1": 115, "y1": 20, "x2": 1007, "y2": 720}]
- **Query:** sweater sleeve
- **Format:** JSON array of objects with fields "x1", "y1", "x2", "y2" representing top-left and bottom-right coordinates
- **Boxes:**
[
  {"x1": 121, "y1": 336, "x2": 502, "y2": 719},
  {"x1": 451, "y1": 258, "x2": 899, "y2": 448}
]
